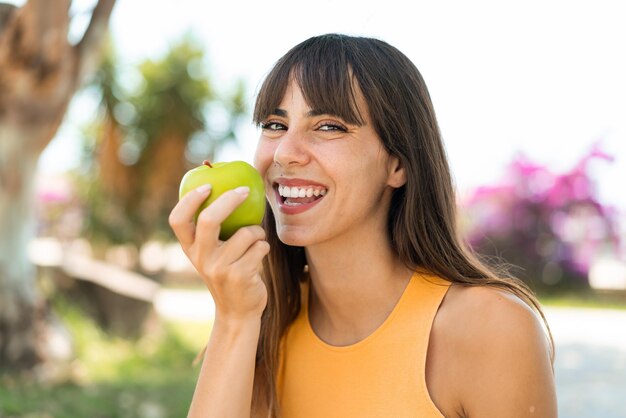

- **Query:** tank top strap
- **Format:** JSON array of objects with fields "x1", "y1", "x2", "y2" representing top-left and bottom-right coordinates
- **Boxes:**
[{"x1": 401, "y1": 271, "x2": 452, "y2": 370}]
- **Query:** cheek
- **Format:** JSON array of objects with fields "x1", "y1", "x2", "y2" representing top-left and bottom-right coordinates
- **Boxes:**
[{"x1": 253, "y1": 139, "x2": 276, "y2": 177}]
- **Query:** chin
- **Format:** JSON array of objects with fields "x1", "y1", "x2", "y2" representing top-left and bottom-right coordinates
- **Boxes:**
[
  {"x1": 275, "y1": 224, "x2": 318, "y2": 247},
  {"x1": 276, "y1": 231, "x2": 309, "y2": 247}
]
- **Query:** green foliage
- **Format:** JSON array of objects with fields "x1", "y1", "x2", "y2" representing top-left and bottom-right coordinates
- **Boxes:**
[
  {"x1": 0, "y1": 296, "x2": 211, "y2": 418},
  {"x1": 73, "y1": 172, "x2": 139, "y2": 245},
  {"x1": 133, "y1": 39, "x2": 211, "y2": 143}
]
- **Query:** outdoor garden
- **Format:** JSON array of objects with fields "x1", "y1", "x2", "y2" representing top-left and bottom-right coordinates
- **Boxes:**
[{"x1": 1, "y1": 1, "x2": 625, "y2": 417}]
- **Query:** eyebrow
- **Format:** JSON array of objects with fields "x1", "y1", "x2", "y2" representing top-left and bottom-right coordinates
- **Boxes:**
[{"x1": 270, "y1": 108, "x2": 333, "y2": 118}]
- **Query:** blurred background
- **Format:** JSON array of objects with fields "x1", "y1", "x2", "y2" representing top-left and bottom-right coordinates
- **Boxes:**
[{"x1": 1, "y1": 0, "x2": 625, "y2": 417}]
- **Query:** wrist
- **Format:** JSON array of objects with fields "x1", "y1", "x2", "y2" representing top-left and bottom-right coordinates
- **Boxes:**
[{"x1": 213, "y1": 313, "x2": 262, "y2": 333}]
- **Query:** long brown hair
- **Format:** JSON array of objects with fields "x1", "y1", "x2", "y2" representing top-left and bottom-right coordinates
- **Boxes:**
[{"x1": 251, "y1": 33, "x2": 553, "y2": 417}]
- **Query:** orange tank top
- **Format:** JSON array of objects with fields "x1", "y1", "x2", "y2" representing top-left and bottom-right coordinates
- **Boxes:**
[{"x1": 277, "y1": 272, "x2": 451, "y2": 418}]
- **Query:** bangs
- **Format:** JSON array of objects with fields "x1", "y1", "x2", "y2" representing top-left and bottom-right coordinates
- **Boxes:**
[{"x1": 253, "y1": 36, "x2": 366, "y2": 126}]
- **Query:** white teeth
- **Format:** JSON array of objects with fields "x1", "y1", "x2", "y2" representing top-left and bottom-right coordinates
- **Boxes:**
[{"x1": 278, "y1": 185, "x2": 328, "y2": 198}]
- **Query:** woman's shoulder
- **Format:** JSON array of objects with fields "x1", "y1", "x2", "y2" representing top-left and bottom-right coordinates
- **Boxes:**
[
  {"x1": 429, "y1": 283, "x2": 556, "y2": 417},
  {"x1": 443, "y1": 283, "x2": 540, "y2": 323},
  {"x1": 436, "y1": 283, "x2": 550, "y2": 356}
]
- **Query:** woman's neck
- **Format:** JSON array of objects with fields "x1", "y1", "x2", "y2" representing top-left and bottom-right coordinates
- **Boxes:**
[{"x1": 304, "y1": 226, "x2": 413, "y2": 345}]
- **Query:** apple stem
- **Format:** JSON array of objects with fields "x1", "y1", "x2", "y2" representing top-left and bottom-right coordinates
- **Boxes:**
[{"x1": 202, "y1": 160, "x2": 213, "y2": 168}]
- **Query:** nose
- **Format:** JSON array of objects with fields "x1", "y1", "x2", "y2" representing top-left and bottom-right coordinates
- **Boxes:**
[{"x1": 273, "y1": 129, "x2": 310, "y2": 168}]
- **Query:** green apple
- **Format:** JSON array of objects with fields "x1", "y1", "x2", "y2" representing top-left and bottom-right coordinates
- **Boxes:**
[{"x1": 179, "y1": 160, "x2": 266, "y2": 240}]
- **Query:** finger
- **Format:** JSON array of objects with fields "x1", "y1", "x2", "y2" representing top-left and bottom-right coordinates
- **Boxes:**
[
  {"x1": 230, "y1": 240, "x2": 271, "y2": 274},
  {"x1": 217, "y1": 225, "x2": 266, "y2": 265},
  {"x1": 195, "y1": 186, "x2": 251, "y2": 245},
  {"x1": 169, "y1": 184, "x2": 212, "y2": 247}
]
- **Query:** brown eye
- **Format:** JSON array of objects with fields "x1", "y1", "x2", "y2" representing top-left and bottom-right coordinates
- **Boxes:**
[
  {"x1": 318, "y1": 122, "x2": 347, "y2": 132},
  {"x1": 261, "y1": 121, "x2": 287, "y2": 131}
]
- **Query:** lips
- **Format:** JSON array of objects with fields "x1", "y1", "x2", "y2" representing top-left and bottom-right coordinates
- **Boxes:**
[{"x1": 273, "y1": 179, "x2": 328, "y2": 214}]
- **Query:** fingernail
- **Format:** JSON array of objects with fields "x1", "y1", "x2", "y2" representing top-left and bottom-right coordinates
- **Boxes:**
[
  {"x1": 234, "y1": 186, "x2": 250, "y2": 195},
  {"x1": 196, "y1": 184, "x2": 212, "y2": 194}
]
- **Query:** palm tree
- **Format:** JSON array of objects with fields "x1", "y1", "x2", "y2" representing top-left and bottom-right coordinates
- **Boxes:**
[
  {"x1": 78, "y1": 37, "x2": 247, "y2": 253},
  {"x1": 0, "y1": 0, "x2": 116, "y2": 371}
]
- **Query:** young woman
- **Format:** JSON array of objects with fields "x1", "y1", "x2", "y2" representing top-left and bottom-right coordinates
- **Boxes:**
[{"x1": 169, "y1": 34, "x2": 557, "y2": 418}]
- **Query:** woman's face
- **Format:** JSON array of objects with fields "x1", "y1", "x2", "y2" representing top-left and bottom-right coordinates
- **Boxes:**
[{"x1": 253, "y1": 80, "x2": 405, "y2": 247}]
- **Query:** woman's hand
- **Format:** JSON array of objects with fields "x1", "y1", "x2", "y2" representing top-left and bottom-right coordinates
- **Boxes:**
[{"x1": 169, "y1": 184, "x2": 270, "y2": 323}]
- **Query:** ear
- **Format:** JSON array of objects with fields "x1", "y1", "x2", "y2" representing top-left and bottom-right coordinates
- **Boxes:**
[{"x1": 387, "y1": 156, "x2": 406, "y2": 188}]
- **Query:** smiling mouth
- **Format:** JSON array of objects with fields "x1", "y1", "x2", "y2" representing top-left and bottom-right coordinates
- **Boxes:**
[{"x1": 277, "y1": 185, "x2": 327, "y2": 206}]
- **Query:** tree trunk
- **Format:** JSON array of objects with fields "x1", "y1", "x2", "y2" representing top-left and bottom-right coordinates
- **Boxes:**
[
  {"x1": 139, "y1": 132, "x2": 190, "y2": 241},
  {"x1": 0, "y1": 132, "x2": 41, "y2": 369},
  {"x1": 0, "y1": 0, "x2": 116, "y2": 372}
]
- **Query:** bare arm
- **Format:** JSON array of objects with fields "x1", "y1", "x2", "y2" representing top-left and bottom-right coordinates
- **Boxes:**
[
  {"x1": 169, "y1": 184, "x2": 270, "y2": 417},
  {"x1": 188, "y1": 317, "x2": 261, "y2": 417},
  {"x1": 454, "y1": 287, "x2": 557, "y2": 418}
]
